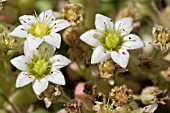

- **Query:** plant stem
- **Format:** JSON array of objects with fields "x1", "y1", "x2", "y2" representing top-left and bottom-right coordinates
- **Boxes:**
[
  {"x1": 133, "y1": 94, "x2": 141, "y2": 100},
  {"x1": 0, "y1": 91, "x2": 20, "y2": 113}
]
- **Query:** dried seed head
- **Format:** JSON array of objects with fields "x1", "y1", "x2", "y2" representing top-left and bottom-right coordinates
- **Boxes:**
[
  {"x1": 109, "y1": 85, "x2": 133, "y2": 106},
  {"x1": 62, "y1": 3, "x2": 84, "y2": 26},
  {"x1": 141, "y1": 86, "x2": 169, "y2": 105},
  {"x1": 37, "y1": 83, "x2": 61, "y2": 108},
  {"x1": 152, "y1": 25, "x2": 170, "y2": 53}
]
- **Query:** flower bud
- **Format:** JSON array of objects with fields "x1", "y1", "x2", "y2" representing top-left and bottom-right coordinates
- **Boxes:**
[
  {"x1": 62, "y1": 3, "x2": 84, "y2": 26},
  {"x1": 109, "y1": 85, "x2": 133, "y2": 106},
  {"x1": 99, "y1": 59, "x2": 117, "y2": 78},
  {"x1": 152, "y1": 25, "x2": 170, "y2": 53},
  {"x1": 141, "y1": 86, "x2": 169, "y2": 105},
  {"x1": 0, "y1": 25, "x2": 17, "y2": 59}
]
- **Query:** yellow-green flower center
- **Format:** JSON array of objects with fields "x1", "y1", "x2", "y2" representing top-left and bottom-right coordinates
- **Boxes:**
[
  {"x1": 99, "y1": 29, "x2": 124, "y2": 51},
  {"x1": 28, "y1": 56, "x2": 52, "y2": 80},
  {"x1": 28, "y1": 21, "x2": 52, "y2": 37}
]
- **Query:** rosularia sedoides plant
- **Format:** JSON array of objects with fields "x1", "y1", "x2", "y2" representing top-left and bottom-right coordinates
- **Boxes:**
[{"x1": 0, "y1": 0, "x2": 170, "y2": 113}]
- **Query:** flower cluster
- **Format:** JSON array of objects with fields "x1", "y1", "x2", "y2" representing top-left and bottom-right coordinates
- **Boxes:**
[
  {"x1": 10, "y1": 9, "x2": 71, "y2": 96},
  {"x1": 1, "y1": 1, "x2": 170, "y2": 112}
]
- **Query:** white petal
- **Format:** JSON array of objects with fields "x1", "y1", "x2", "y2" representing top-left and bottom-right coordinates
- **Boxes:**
[
  {"x1": 39, "y1": 9, "x2": 56, "y2": 25},
  {"x1": 95, "y1": 14, "x2": 114, "y2": 31},
  {"x1": 46, "y1": 70, "x2": 65, "y2": 85},
  {"x1": 32, "y1": 78, "x2": 48, "y2": 95},
  {"x1": 143, "y1": 104, "x2": 158, "y2": 113},
  {"x1": 11, "y1": 55, "x2": 29, "y2": 71},
  {"x1": 24, "y1": 41, "x2": 34, "y2": 58},
  {"x1": 38, "y1": 42, "x2": 56, "y2": 59},
  {"x1": 80, "y1": 29, "x2": 102, "y2": 47},
  {"x1": 19, "y1": 15, "x2": 36, "y2": 28},
  {"x1": 50, "y1": 54, "x2": 71, "y2": 69},
  {"x1": 25, "y1": 37, "x2": 43, "y2": 55},
  {"x1": 44, "y1": 32, "x2": 61, "y2": 48},
  {"x1": 16, "y1": 72, "x2": 35, "y2": 88},
  {"x1": 10, "y1": 25, "x2": 30, "y2": 38},
  {"x1": 91, "y1": 45, "x2": 110, "y2": 64},
  {"x1": 50, "y1": 19, "x2": 71, "y2": 33},
  {"x1": 115, "y1": 17, "x2": 133, "y2": 36},
  {"x1": 122, "y1": 34, "x2": 144, "y2": 50},
  {"x1": 111, "y1": 49, "x2": 129, "y2": 68}
]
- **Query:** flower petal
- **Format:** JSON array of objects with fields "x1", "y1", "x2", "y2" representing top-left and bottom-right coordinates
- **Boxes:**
[
  {"x1": 16, "y1": 72, "x2": 35, "y2": 88},
  {"x1": 111, "y1": 49, "x2": 129, "y2": 68},
  {"x1": 32, "y1": 78, "x2": 48, "y2": 95},
  {"x1": 80, "y1": 29, "x2": 102, "y2": 47},
  {"x1": 25, "y1": 37, "x2": 43, "y2": 54},
  {"x1": 38, "y1": 42, "x2": 56, "y2": 59},
  {"x1": 50, "y1": 19, "x2": 71, "y2": 33},
  {"x1": 122, "y1": 34, "x2": 144, "y2": 50},
  {"x1": 115, "y1": 17, "x2": 133, "y2": 36},
  {"x1": 39, "y1": 9, "x2": 56, "y2": 25},
  {"x1": 19, "y1": 15, "x2": 36, "y2": 28},
  {"x1": 91, "y1": 45, "x2": 110, "y2": 64},
  {"x1": 44, "y1": 32, "x2": 61, "y2": 48},
  {"x1": 10, "y1": 25, "x2": 30, "y2": 38},
  {"x1": 50, "y1": 54, "x2": 71, "y2": 69},
  {"x1": 11, "y1": 55, "x2": 29, "y2": 71},
  {"x1": 46, "y1": 70, "x2": 65, "y2": 85},
  {"x1": 143, "y1": 104, "x2": 158, "y2": 113},
  {"x1": 95, "y1": 14, "x2": 113, "y2": 31},
  {"x1": 24, "y1": 41, "x2": 35, "y2": 58}
]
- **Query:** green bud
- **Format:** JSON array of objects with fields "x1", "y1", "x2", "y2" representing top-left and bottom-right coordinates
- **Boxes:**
[{"x1": 62, "y1": 3, "x2": 84, "y2": 26}]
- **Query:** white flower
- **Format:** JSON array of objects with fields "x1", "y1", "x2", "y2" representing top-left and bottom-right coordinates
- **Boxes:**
[
  {"x1": 10, "y1": 9, "x2": 71, "y2": 49},
  {"x1": 80, "y1": 14, "x2": 144, "y2": 68},
  {"x1": 10, "y1": 42, "x2": 71, "y2": 95}
]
